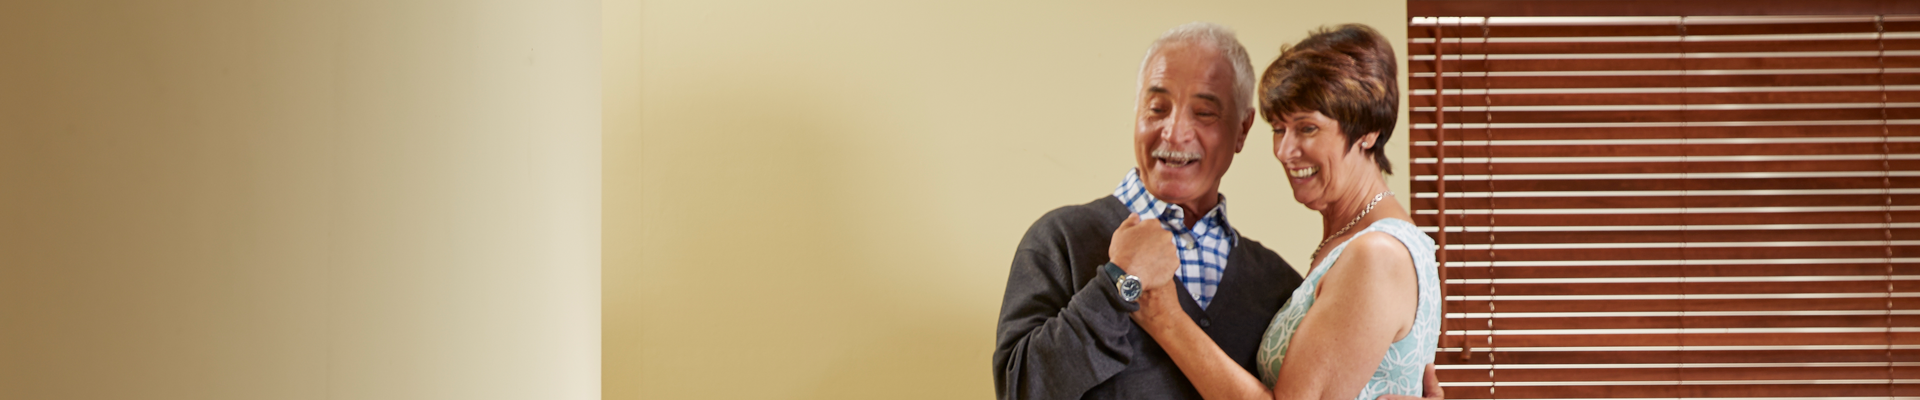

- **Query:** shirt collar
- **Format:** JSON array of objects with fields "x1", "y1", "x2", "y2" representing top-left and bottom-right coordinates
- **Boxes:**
[{"x1": 1111, "y1": 168, "x2": 1238, "y2": 243}]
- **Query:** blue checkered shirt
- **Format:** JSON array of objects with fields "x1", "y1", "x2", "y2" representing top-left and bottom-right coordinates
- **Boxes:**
[{"x1": 1112, "y1": 168, "x2": 1238, "y2": 309}]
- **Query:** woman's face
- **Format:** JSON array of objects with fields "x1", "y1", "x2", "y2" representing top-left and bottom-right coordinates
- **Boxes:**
[{"x1": 1272, "y1": 110, "x2": 1377, "y2": 211}]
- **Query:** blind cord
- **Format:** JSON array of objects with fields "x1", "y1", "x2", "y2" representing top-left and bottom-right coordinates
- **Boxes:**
[
  {"x1": 1877, "y1": 14, "x2": 1894, "y2": 399},
  {"x1": 1478, "y1": 18, "x2": 1496, "y2": 398}
]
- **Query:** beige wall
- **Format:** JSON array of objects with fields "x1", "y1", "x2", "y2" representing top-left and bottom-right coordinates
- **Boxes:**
[
  {"x1": 0, "y1": 1, "x2": 1408, "y2": 398},
  {"x1": 605, "y1": 1, "x2": 1409, "y2": 399},
  {"x1": 0, "y1": 1, "x2": 600, "y2": 399}
]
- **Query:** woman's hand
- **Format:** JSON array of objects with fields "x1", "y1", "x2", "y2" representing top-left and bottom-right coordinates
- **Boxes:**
[{"x1": 1109, "y1": 213, "x2": 1180, "y2": 292}]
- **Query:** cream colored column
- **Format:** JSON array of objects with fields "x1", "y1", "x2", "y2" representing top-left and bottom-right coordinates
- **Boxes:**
[
  {"x1": 604, "y1": 0, "x2": 1408, "y2": 399},
  {"x1": 0, "y1": 1, "x2": 599, "y2": 399}
]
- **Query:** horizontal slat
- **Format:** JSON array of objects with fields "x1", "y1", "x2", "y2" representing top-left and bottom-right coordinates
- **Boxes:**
[
  {"x1": 1449, "y1": 310, "x2": 1920, "y2": 319},
  {"x1": 1415, "y1": 109, "x2": 1920, "y2": 126},
  {"x1": 1418, "y1": 210, "x2": 1920, "y2": 227},
  {"x1": 1449, "y1": 328, "x2": 1920, "y2": 336},
  {"x1": 1449, "y1": 292, "x2": 1920, "y2": 300},
  {"x1": 1419, "y1": 103, "x2": 1920, "y2": 113},
  {"x1": 1417, "y1": 120, "x2": 1920, "y2": 129},
  {"x1": 1414, "y1": 176, "x2": 1919, "y2": 191},
  {"x1": 1411, "y1": 160, "x2": 1920, "y2": 175},
  {"x1": 1417, "y1": 173, "x2": 1919, "y2": 181},
  {"x1": 1417, "y1": 156, "x2": 1920, "y2": 166},
  {"x1": 1413, "y1": 20, "x2": 1883, "y2": 39},
  {"x1": 1443, "y1": 245, "x2": 1920, "y2": 262},
  {"x1": 1416, "y1": 85, "x2": 1920, "y2": 96},
  {"x1": 1422, "y1": 207, "x2": 1919, "y2": 215},
  {"x1": 1438, "y1": 349, "x2": 1919, "y2": 365},
  {"x1": 1419, "y1": 191, "x2": 1920, "y2": 201},
  {"x1": 1411, "y1": 142, "x2": 1920, "y2": 158},
  {"x1": 1414, "y1": 195, "x2": 1920, "y2": 210},
  {"x1": 1431, "y1": 228, "x2": 1918, "y2": 245},
  {"x1": 1421, "y1": 222, "x2": 1920, "y2": 231},
  {"x1": 1442, "y1": 263, "x2": 1920, "y2": 279},
  {"x1": 1447, "y1": 274, "x2": 1920, "y2": 282},
  {"x1": 1412, "y1": 108, "x2": 1920, "y2": 124},
  {"x1": 1419, "y1": 137, "x2": 1920, "y2": 147},
  {"x1": 1436, "y1": 383, "x2": 1917, "y2": 399},
  {"x1": 1451, "y1": 294, "x2": 1920, "y2": 311},
  {"x1": 1411, "y1": 88, "x2": 1920, "y2": 106},
  {"x1": 1405, "y1": 43, "x2": 1896, "y2": 61},
  {"x1": 1408, "y1": 38, "x2": 1906, "y2": 57},
  {"x1": 1415, "y1": 49, "x2": 1920, "y2": 62},
  {"x1": 1417, "y1": 68, "x2": 1920, "y2": 79},
  {"x1": 1437, "y1": 332, "x2": 1920, "y2": 347},
  {"x1": 1446, "y1": 314, "x2": 1920, "y2": 330},
  {"x1": 1437, "y1": 366, "x2": 1913, "y2": 383},
  {"x1": 1446, "y1": 280, "x2": 1920, "y2": 295},
  {"x1": 1412, "y1": 29, "x2": 1901, "y2": 43},
  {"x1": 1411, "y1": 125, "x2": 1920, "y2": 141},
  {"x1": 1413, "y1": 72, "x2": 1920, "y2": 90},
  {"x1": 1411, "y1": 18, "x2": 1920, "y2": 36},
  {"x1": 1410, "y1": 55, "x2": 1920, "y2": 74},
  {"x1": 1443, "y1": 241, "x2": 1920, "y2": 251},
  {"x1": 1443, "y1": 261, "x2": 1920, "y2": 270}
]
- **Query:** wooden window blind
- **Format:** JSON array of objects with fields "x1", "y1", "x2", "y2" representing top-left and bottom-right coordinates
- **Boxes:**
[{"x1": 1409, "y1": 11, "x2": 1920, "y2": 400}]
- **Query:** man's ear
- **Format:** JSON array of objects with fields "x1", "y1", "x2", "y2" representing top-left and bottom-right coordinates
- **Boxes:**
[{"x1": 1234, "y1": 109, "x2": 1256, "y2": 153}]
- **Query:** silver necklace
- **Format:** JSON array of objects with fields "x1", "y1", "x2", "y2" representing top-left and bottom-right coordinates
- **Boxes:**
[{"x1": 1312, "y1": 191, "x2": 1393, "y2": 264}]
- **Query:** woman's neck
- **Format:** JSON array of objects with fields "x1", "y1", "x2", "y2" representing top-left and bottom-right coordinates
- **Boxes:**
[{"x1": 1320, "y1": 179, "x2": 1391, "y2": 239}]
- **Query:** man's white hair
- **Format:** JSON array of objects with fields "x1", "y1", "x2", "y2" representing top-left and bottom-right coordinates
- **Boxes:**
[{"x1": 1138, "y1": 22, "x2": 1258, "y2": 123}]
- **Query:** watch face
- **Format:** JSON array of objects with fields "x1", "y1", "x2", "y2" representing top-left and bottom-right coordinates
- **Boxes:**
[{"x1": 1118, "y1": 276, "x2": 1143, "y2": 301}]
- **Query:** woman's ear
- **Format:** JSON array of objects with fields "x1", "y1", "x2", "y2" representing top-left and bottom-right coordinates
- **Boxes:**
[{"x1": 1356, "y1": 131, "x2": 1382, "y2": 152}]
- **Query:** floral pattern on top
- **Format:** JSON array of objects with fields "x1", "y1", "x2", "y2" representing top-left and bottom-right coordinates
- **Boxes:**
[{"x1": 1256, "y1": 218, "x2": 1440, "y2": 399}]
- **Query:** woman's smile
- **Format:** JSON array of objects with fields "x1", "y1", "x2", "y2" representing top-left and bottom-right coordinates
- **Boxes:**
[{"x1": 1285, "y1": 165, "x2": 1319, "y2": 179}]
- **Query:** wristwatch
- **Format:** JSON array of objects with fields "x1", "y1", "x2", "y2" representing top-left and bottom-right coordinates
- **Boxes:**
[{"x1": 1103, "y1": 262, "x2": 1143, "y2": 303}]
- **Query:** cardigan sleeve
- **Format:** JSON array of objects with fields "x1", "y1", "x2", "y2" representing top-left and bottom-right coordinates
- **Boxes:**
[{"x1": 992, "y1": 207, "x2": 1140, "y2": 400}]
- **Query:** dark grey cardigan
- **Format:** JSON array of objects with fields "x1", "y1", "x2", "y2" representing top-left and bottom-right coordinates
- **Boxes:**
[{"x1": 993, "y1": 196, "x2": 1304, "y2": 400}]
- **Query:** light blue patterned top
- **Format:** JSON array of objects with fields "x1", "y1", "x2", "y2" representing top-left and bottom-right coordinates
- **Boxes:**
[{"x1": 1255, "y1": 218, "x2": 1440, "y2": 399}]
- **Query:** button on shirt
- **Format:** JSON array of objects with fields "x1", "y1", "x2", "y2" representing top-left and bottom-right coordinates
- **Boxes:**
[{"x1": 1112, "y1": 168, "x2": 1238, "y2": 309}]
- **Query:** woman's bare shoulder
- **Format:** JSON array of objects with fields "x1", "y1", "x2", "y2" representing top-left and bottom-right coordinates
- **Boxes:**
[
  {"x1": 1323, "y1": 230, "x2": 1418, "y2": 295},
  {"x1": 1344, "y1": 229, "x2": 1413, "y2": 267}
]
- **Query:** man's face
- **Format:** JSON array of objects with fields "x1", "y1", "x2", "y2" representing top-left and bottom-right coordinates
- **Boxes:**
[{"x1": 1134, "y1": 43, "x2": 1250, "y2": 209}]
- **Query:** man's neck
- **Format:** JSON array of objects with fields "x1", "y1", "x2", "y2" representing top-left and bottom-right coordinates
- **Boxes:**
[{"x1": 1172, "y1": 195, "x2": 1217, "y2": 231}]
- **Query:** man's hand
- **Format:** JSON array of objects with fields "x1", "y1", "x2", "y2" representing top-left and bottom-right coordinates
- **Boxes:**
[
  {"x1": 1109, "y1": 213, "x2": 1179, "y2": 291},
  {"x1": 1375, "y1": 363, "x2": 1444, "y2": 400}
]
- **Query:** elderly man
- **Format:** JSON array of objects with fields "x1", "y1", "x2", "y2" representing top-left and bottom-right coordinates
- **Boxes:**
[
  {"x1": 991, "y1": 21, "x2": 1295, "y2": 400},
  {"x1": 992, "y1": 22, "x2": 1440, "y2": 400}
]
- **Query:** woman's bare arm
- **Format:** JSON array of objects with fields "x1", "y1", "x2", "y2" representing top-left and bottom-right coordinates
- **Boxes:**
[
  {"x1": 1267, "y1": 232, "x2": 1418, "y2": 400},
  {"x1": 1132, "y1": 285, "x2": 1276, "y2": 400},
  {"x1": 1127, "y1": 231, "x2": 1419, "y2": 400}
]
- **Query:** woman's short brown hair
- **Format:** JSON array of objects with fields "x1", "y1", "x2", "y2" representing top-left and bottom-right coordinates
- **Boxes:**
[{"x1": 1260, "y1": 24, "x2": 1398, "y2": 174}]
